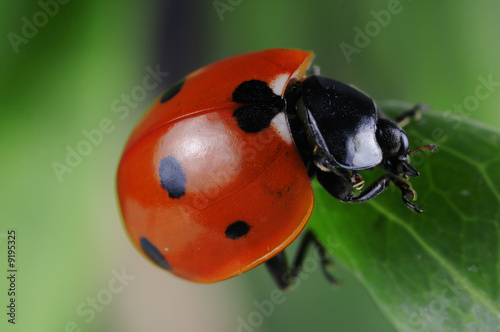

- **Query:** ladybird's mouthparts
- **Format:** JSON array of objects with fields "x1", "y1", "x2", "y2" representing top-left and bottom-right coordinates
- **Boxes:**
[
  {"x1": 401, "y1": 161, "x2": 419, "y2": 177},
  {"x1": 401, "y1": 144, "x2": 437, "y2": 177}
]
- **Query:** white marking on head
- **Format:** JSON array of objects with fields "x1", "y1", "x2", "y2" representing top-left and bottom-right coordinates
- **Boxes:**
[{"x1": 350, "y1": 123, "x2": 382, "y2": 169}]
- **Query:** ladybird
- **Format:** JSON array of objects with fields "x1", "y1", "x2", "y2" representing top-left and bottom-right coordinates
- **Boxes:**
[{"x1": 116, "y1": 49, "x2": 436, "y2": 289}]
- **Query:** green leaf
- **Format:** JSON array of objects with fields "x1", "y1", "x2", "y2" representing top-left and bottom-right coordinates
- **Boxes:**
[{"x1": 310, "y1": 101, "x2": 500, "y2": 332}]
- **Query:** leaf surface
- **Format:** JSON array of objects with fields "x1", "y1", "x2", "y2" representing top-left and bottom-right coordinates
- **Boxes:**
[{"x1": 311, "y1": 103, "x2": 500, "y2": 331}]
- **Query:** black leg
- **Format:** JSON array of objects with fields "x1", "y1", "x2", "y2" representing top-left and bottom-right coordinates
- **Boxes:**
[
  {"x1": 394, "y1": 103, "x2": 428, "y2": 127},
  {"x1": 376, "y1": 103, "x2": 428, "y2": 127},
  {"x1": 316, "y1": 168, "x2": 356, "y2": 202},
  {"x1": 317, "y1": 168, "x2": 390, "y2": 204},
  {"x1": 290, "y1": 231, "x2": 336, "y2": 285},
  {"x1": 387, "y1": 174, "x2": 424, "y2": 213},
  {"x1": 342, "y1": 174, "x2": 391, "y2": 204},
  {"x1": 265, "y1": 252, "x2": 290, "y2": 290},
  {"x1": 265, "y1": 230, "x2": 336, "y2": 290},
  {"x1": 317, "y1": 167, "x2": 423, "y2": 212}
]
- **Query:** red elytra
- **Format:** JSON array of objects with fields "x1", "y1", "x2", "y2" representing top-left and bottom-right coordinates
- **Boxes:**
[{"x1": 116, "y1": 49, "x2": 316, "y2": 283}]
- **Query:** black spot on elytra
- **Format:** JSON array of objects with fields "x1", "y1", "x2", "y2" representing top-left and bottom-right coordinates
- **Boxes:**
[
  {"x1": 232, "y1": 80, "x2": 284, "y2": 133},
  {"x1": 140, "y1": 237, "x2": 172, "y2": 270},
  {"x1": 225, "y1": 221, "x2": 250, "y2": 240},
  {"x1": 233, "y1": 104, "x2": 282, "y2": 133},
  {"x1": 159, "y1": 156, "x2": 186, "y2": 199},
  {"x1": 160, "y1": 79, "x2": 184, "y2": 103},
  {"x1": 232, "y1": 80, "x2": 280, "y2": 103}
]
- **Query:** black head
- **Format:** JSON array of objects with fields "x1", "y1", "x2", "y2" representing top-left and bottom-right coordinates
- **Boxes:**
[{"x1": 375, "y1": 118, "x2": 419, "y2": 177}]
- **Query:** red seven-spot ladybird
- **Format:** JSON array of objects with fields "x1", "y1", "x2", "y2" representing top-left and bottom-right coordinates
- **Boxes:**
[{"x1": 116, "y1": 49, "x2": 436, "y2": 289}]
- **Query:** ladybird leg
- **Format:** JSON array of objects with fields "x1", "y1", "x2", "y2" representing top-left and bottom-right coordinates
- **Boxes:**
[
  {"x1": 317, "y1": 159, "x2": 426, "y2": 216},
  {"x1": 317, "y1": 168, "x2": 422, "y2": 212},
  {"x1": 316, "y1": 168, "x2": 356, "y2": 202},
  {"x1": 343, "y1": 174, "x2": 392, "y2": 204},
  {"x1": 342, "y1": 172, "x2": 423, "y2": 212},
  {"x1": 394, "y1": 103, "x2": 429, "y2": 127},
  {"x1": 290, "y1": 230, "x2": 337, "y2": 286},
  {"x1": 376, "y1": 103, "x2": 428, "y2": 127},
  {"x1": 265, "y1": 252, "x2": 291, "y2": 290},
  {"x1": 349, "y1": 172, "x2": 424, "y2": 212},
  {"x1": 317, "y1": 168, "x2": 391, "y2": 204},
  {"x1": 387, "y1": 174, "x2": 424, "y2": 213},
  {"x1": 265, "y1": 231, "x2": 336, "y2": 290}
]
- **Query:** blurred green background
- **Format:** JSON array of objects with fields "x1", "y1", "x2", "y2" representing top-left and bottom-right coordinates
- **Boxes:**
[{"x1": 1, "y1": 1, "x2": 499, "y2": 331}]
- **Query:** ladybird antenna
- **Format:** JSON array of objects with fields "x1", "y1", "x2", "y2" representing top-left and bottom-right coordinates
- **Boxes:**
[{"x1": 408, "y1": 144, "x2": 438, "y2": 155}]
